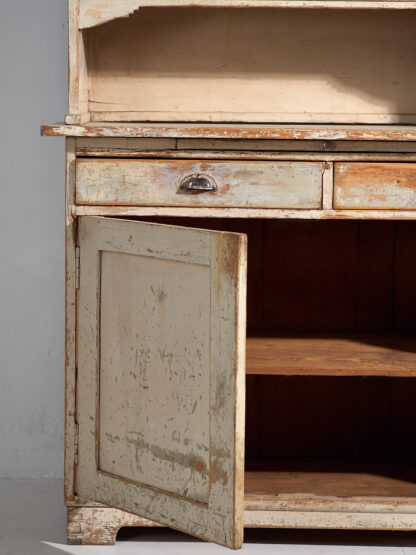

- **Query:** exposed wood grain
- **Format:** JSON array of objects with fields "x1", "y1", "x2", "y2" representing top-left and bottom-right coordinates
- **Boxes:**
[
  {"x1": 84, "y1": 9, "x2": 416, "y2": 124},
  {"x1": 80, "y1": 0, "x2": 141, "y2": 28},
  {"x1": 74, "y1": 149, "x2": 416, "y2": 163},
  {"x1": 76, "y1": 216, "x2": 246, "y2": 548},
  {"x1": 67, "y1": 506, "x2": 160, "y2": 545},
  {"x1": 79, "y1": 0, "x2": 416, "y2": 29},
  {"x1": 334, "y1": 163, "x2": 416, "y2": 209},
  {"x1": 67, "y1": 480, "x2": 416, "y2": 545},
  {"x1": 322, "y1": 162, "x2": 333, "y2": 210},
  {"x1": 76, "y1": 137, "x2": 176, "y2": 155},
  {"x1": 42, "y1": 123, "x2": 416, "y2": 142},
  {"x1": 245, "y1": 463, "x2": 416, "y2": 498},
  {"x1": 67, "y1": 496, "x2": 416, "y2": 545},
  {"x1": 76, "y1": 138, "x2": 416, "y2": 156},
  {"x1": 76, "y1": 159, "x2": 323, "y2": 209},
  {"x1": 246, "y1": 334, "x2": 416, "y2": 376},
  {"x1": 244, "y1": 510, "x2": 416, "y2": 529}
]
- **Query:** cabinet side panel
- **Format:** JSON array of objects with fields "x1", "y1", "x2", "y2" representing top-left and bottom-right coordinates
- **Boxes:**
[
  {"x1": 67, "y1": 0, "x2": 90, "y2": 124},
  {"x1": 66, "y1": 138, "x2": 77, "y2": 501}
]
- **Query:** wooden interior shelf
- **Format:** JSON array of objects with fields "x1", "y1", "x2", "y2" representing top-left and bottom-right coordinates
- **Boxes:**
[
  {"x1": 246, "y1": 334, "x2": 416, "y2": 376},
  {"x1": 80, "y1": 0, "x2": 416, "y2": 30},
  {"x1": 244, "y1": 463, "x2": 416, "y2": 499}
]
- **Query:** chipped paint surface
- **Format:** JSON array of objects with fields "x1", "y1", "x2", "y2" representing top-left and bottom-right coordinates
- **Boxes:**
[
  {"x1": 67, "y1": 503, "x2": 416, "y2": 545},
  {"x1": 80, "y1": 1, "x2": 142, "y2": 28},
  {"x1": 42, "y1": 123, "x2": 416, "y2": 142},
  {"x1": 99, "y1": 251, "x2": 211, "y2": 503},
  {"x1": 78, "y1": 1, "x2": 416, "y2": 30},
  {"x1": 67, "y1": 506, "x2": 161, "y2": 545},
  {"x1": 76, "y1": 216, "x2": 246, "y2": 548},
  {"x1": 334, "y1": 162, "x2": 416, "y2": 209},
  {"x1": 76, "y1": 158, "x2": 323, "y2": 209}
]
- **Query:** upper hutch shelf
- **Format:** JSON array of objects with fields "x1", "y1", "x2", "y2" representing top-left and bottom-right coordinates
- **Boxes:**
[
  {"x1": 68, "y1": 0, "x2": 416, "y2": 126},
  {"x1": 80, "y1": 0, "x2": 416, "y2": 29}
]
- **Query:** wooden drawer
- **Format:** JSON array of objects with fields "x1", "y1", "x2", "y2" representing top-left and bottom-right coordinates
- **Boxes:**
[
  {"x1": 76, "y1": 159, "x2": 323, "y2": 209},
  {"x1": 334, "y1": 163, "x2": 416, "y2": 210}
]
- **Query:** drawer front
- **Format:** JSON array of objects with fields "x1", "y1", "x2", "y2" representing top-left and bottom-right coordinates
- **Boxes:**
[
  {"x1": 334, "y1": 163, "x2": 416, "y2": 210},
  {"x1": 76, "y1": 159, "x2": 323, "y2": 209}
]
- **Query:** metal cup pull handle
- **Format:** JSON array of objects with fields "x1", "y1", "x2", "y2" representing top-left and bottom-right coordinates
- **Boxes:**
[{"x1": 177, "y1": 173, "x2": 218, "y2": 194}]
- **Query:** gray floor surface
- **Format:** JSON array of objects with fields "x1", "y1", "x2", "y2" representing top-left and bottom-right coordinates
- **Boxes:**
[{"x1": 2, "y1": 478, "x2": 416, "y2": 554}]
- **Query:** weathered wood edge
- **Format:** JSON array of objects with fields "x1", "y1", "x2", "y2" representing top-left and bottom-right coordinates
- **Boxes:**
[
  {"x1": 79, "y1": 0, "x2": 416, "y2": 30},
  {"x1": 232, "y1": 233, "x2": 247, "y2": 548},
  {"x1": 67, "y1": 504, "x2": 416, "y2": 545},
  {"x1": 67, "y1": 506, "x2": 161, "y2": 545},
  {"x1": 67, "y1": 0, "x2": 90, "y2": 125},
  {"x1": 65, "y1": 138, "x2": 77, "y2": 502},
  {"x1": 42, "y1": 123, "x2": 416, "y2": 142},
  {"x1": 75, "y1": 206, "x2": 416, "y2": 220},
  {"x1": 74, "y1": 149, "x2": 416, "y2": 162},
  {"x1": 80, "y1": 0, "x2": 416, "y2": 22}
]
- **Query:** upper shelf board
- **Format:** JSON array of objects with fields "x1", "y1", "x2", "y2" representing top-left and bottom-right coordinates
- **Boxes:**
[
  {"x1": 80, "y1": 0, "x2": 416, "y2": 29},
  {"x1": 42, "y1": 123, "x2": 416, "y2": 141}
]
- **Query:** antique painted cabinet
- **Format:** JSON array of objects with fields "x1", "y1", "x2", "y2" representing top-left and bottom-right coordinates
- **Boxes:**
[{"x1": 43, "y1": 0, "x2": 416, "y2": 548}]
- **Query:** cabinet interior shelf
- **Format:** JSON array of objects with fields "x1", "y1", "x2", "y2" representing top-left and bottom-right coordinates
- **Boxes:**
[
  {"x1": 246, "y1": 334, "x2": 416, "y2": 376},
  {"x1": 81, "y1": 0, "x2": 416, "y2": 30},
  {"x1": 244, "y1": 463, "x2": 416, "y2": 499}
]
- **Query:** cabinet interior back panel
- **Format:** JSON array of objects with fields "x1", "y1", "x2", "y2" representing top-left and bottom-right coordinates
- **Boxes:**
[{"x1": 85, "y1": 8, "x2": 416, "y2": 123}]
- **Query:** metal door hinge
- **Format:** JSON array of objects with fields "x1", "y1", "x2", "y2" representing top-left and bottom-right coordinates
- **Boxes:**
[
  {"x1": 75, "y1": 246, "x2": 80, "y2": 290},
  {"x1": 74, "y1": 421, "x2": 79, "y2": 466}
]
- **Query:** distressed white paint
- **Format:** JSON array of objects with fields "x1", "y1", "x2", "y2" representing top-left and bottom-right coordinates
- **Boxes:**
[
  {"x1": 75, "y1": 205, "x2": 416, "y2": 220},
  {"x1": 99, "y1": 252, "x2": 211, "y2": 502},
  {"x1": 42, "y1": 122, "x2": 416, "y2": 142},
  {"x1": 76, "y1": 216, "x2": 247, "y2": 548},
  {"x1": 76, "y1": 159, "x2": 323, "y2": 209},
  {"x1": 67, "y1": 502, "x2": 416, "y2": 545}
]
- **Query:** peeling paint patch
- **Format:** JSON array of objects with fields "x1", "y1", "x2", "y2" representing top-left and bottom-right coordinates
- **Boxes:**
[{"x1": 125, "y1": 431, "x2": 208, "y2": 475}]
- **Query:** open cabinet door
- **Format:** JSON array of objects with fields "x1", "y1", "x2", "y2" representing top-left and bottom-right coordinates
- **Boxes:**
[{"x1": 76, "y1": 216, "x2": 247, "y2": 549}]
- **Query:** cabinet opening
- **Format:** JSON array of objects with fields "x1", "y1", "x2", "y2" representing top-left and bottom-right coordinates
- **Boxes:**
[
  {"x1": 245, "y1": 374, "x2": 416, "y2": 501},
  {"x1": 137, "y1": 217, "x2": 416, "y2": 378},
  {"x1": 128, "y1": 216, "x2": 416, "y2": 503},
  {"x1": 83, "y1": 8, "x2": 416, "y2": 124}
]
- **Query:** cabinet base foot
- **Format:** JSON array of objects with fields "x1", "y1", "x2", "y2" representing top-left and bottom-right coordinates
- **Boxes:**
[{"x1": 67, "y1": 506, "x2": 160, "y2": 545}]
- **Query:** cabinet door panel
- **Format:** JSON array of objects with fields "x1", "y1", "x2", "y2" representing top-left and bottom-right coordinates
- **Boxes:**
[{"x1": 76, "y1": 216, "x2": 247, "y2": 549}]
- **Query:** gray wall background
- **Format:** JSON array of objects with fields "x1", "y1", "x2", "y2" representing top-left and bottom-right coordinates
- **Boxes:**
[{"x1": 0, "y1": 0, "x2": 68, "y2": 478}]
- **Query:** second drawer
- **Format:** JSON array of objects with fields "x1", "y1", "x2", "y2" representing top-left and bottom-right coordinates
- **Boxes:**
[
  {"x1": 76, "y1": 159, "x2": 323, "y2": 209},
  {"x1": 334, "y1": 162, "x2": 416, "y2": 210}
]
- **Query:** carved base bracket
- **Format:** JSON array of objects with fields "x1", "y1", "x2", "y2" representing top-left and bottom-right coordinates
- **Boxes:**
[{"x1": 67, "y1": 506, "x2": 161, "y2": 545}]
